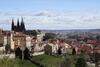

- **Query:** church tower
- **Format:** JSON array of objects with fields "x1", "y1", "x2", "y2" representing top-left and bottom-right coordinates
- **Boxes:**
[
  {"x1": 11, "y1": 18, "x2": 26, "y2": 32},
  {"x1": 16, "y1": 19, "x2": 20, "y2": 32},
  {"x1": 20, "y1": 18, "x2": 26, "y2": 32},
  {"x1": 11, "y1": 19, "x2": 14, "y2": 31}
]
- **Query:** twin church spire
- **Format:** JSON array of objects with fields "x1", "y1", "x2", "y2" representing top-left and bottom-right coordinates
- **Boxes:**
[{"x1": 11, "y1": 18, "x2": 26, "y2": 32}]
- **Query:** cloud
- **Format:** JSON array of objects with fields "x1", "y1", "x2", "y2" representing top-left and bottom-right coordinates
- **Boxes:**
[{"x1": 0, "y1": 10, "x2": 100, "y2": 30}]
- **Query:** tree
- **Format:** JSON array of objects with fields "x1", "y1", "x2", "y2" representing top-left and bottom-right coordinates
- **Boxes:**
[
  {"x1": 75, "y1": 57, "x2": 87, "y2": 67},
  {"x1": 32, "y1": 30, "x2": 37, "y2": 37},
  {"x1": 5, "y1": 44, "x2": 11, "y2": 54},
  {"x1": 94, "y1": 52, "x2": 100, "y2": 66},
  {"x1": 61, "y1": 55, "x2": 74, "y2": 67},
  {"x1": 37, "y1": 29, "x2": 41, "y2": 34},
  {"x1": 57, "y1": 47, "x2": 62, "y2": 55},
  {"x1": 43, "y1": 33, "x2": 56, "y2": 41},
  {"x1": 72, "y1": 48, "x2": 76, "y2": 55},
  {"x1": 96, "y1": 35, "x2": 100, "y2": 40},
  {"x1": 15, "y1": 47, "x2": 22, "y2": 59},
  {"x1": 24, "y1": 47, "x2": 31, "y2": 60}
]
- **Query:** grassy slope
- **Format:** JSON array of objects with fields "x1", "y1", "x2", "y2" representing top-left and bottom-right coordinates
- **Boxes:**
[
  {"x1": 0, "y1": 55, "x2": 64, "y2": 67},
  {"x1": 0, "y1": 57, "x2": 37, "y2": 67},
  {"x1": 32, "y1": 54, "x2": 64, "y2": 67},
  {"x1": 0, "y1": 54, "x2": 78, "y2": 67}
]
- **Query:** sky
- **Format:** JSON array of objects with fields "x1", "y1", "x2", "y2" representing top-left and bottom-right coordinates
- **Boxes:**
[{"x1": 0, "y1": 0, "x2": 100, "y2": 30}]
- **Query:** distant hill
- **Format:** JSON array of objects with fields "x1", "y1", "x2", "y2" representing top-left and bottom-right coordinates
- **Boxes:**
[
  {"x1": 4, "y1": 29, "x2": 100, "y2": 33},
  {"x1": 41, "y1": 29, "x2": 100, "y2": 33}
]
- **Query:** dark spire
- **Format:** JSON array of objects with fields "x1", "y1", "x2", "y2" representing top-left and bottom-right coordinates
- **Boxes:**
[
  {"x1": 21, "y1": 17, "x2": 24, "y2": 23},
  {"x1": 21, "y1": 17, "x2": 26, "y2": 32},
  {"x1": 17, "y1": 19, "x2": 20, "y2": 32},
  {"x1": 11, "y1": 19, "x2": 14, "y2": 31}
]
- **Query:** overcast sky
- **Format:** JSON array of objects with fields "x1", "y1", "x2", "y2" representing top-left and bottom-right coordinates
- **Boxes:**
[{"x1": 0, "y1": 0, "x2": 100, "y2": 30}]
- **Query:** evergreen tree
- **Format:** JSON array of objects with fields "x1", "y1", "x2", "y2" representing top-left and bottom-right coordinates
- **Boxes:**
[
  {"x1": 32, "y1": 30, "x2": 37, "y2": 37},
  {"x1": 72, "y1": 48, "x2": 76, "y2": 55},
  {"x1": 37, "y1": 29, "x2": 41, "y2": 34},
  {"x1": 58, "y1": 47, "x2": 62, "y2": 55},
  {"x1": 94, "y1": 52, "x2": 100, "y2": 66},
  {"x1": 43, "y1": 33, "x2": 56, "y2": 41},
  {"x1": 75, "y1": 57, "x2": 87, "y2": 67},
  {"x1": 5, "y1": 44, "x2": 11, "y2": 54},
  {"x1": 61, "y1": 55, "x2": 74, "y2": 67}
]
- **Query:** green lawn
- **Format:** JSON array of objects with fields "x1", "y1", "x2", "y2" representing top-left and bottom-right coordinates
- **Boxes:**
[
  {"x1": 0, "y1": 54, "x2": 79, "y2": 67},
  {"x1": 0, "y1": 54, "x2": 64, "y2": 67},
  {"x1": 32, "y1": 54, "x2": 64, "y2": 67},
  {"x1": 0, "y1": 57, "x2": 37, "y2": 67}
]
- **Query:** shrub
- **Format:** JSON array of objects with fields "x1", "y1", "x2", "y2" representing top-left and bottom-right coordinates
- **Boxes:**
[{"x1": 75, "y1": 57, "x2": 87, "y2": 67}]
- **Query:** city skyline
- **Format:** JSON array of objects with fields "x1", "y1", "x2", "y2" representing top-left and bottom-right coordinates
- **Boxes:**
[{"x1": 0, "y1": 0, "x2": 100, "y2": 30}]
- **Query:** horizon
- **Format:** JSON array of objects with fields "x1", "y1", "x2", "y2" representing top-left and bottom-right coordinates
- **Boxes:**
[
  {"x1": 2, "y1": 28, "x2": 100, "y2": 31},
  {"x1": 0, "y1": 0, "x2": 100, "y2": 30}
]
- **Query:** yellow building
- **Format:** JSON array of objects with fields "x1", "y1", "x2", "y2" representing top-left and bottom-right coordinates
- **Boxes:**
[
  {"x1": 0, "y1": 29, "x2": 11, "y2": 46},
  {"x1": 11, "y1": 32, "x2": 26, "y2": 49}
]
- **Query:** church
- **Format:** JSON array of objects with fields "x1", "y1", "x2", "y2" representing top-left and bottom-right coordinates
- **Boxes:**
[
  {"x1": 11, "y1": 18, "x2": 26, "y2": 32},
  {"x1": 10, "y1": 18, "x2": 26, "y2": 49}
]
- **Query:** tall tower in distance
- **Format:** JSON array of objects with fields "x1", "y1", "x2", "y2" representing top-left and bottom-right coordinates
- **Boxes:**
[
  {"x1": 11, "y1": 19, "x2": 14, "y2": 31},
  {"x1": 11, "y1": 18, "x2": 26, "y2": 32},
  {"x1": 20, "y1": 18, "x2": 26, "y2": 32},
  {"x1": 16, "y1": 19, "x2": 20, "y2": 32}
]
